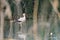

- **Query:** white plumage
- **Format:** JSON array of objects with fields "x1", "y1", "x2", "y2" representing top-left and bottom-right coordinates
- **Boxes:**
[{"x1": 18, "y1": 13, "x2": 26, "y2": 23}]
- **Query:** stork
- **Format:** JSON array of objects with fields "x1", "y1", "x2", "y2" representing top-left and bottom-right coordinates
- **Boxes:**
[
  {"x1": 18, "y1": 13, "x2": 26, "y2": 23},
  {"x1": 18, "y1": 13, "x2": 26, "y2": 32}
]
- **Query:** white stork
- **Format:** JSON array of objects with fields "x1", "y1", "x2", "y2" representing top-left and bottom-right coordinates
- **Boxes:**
[
  {"x1": 18, "y1": 13, "x2": 26, "y2": 23},
  {"x1": 18, "y1": 13, "x2": 26, "y2": 32}
]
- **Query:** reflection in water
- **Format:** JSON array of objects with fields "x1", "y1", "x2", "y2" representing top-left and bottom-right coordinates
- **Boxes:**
[{"x1": 3, "y1": 0, "x2": 60, "y2": 40}]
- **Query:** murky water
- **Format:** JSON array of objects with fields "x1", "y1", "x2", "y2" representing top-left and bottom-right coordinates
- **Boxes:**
[{"x1": 3, "y1": 0, "x2": 60, "y2": 40}]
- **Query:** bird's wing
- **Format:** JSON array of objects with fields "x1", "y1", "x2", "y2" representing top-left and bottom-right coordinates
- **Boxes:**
[
  {"x1": 18, "y1": 18, "x2": 22, "y2": 21},
  {"x1": 18, "y1": 17, "x2": 26, "y2": 22}
]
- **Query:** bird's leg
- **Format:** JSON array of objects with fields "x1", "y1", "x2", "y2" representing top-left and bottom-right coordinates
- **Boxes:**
[
  {"x1": 19, "y1": 24, "x2": 21, "y2": 31},
  {"x1": 20, "y1": 23, "x2": 23, "y2": 32}
]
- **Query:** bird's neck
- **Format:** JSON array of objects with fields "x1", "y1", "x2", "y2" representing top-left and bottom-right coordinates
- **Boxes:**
[{"x1": 23, "y1": 15, "x2": 25, "y2": 18}]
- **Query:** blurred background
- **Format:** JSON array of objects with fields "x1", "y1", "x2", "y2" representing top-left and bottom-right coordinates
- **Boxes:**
[{"x1": 0, "y1": 0, "x2": 60, "y2": 40}]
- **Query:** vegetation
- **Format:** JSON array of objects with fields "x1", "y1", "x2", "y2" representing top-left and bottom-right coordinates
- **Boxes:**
[{"x1": 0, "y1": 0, "x2": 60, "y2": 40}]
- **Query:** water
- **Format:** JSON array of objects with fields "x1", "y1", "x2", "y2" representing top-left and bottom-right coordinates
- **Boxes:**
[{"x1": 4, "y1": 0, "x2": 60, "y2": 40}]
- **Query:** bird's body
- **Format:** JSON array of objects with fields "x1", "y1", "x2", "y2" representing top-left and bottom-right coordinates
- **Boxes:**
[
  {"x1": 18, "y1": 16, "x2": 25, "y2": 22},
  {"x1": 18, "y1": 13, "x2": 26, "y2": 23}
]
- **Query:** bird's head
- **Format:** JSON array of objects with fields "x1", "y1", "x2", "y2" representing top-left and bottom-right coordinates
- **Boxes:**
[{"x1": 23, "y1": 13, "x2": 25, "y2": 16}]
